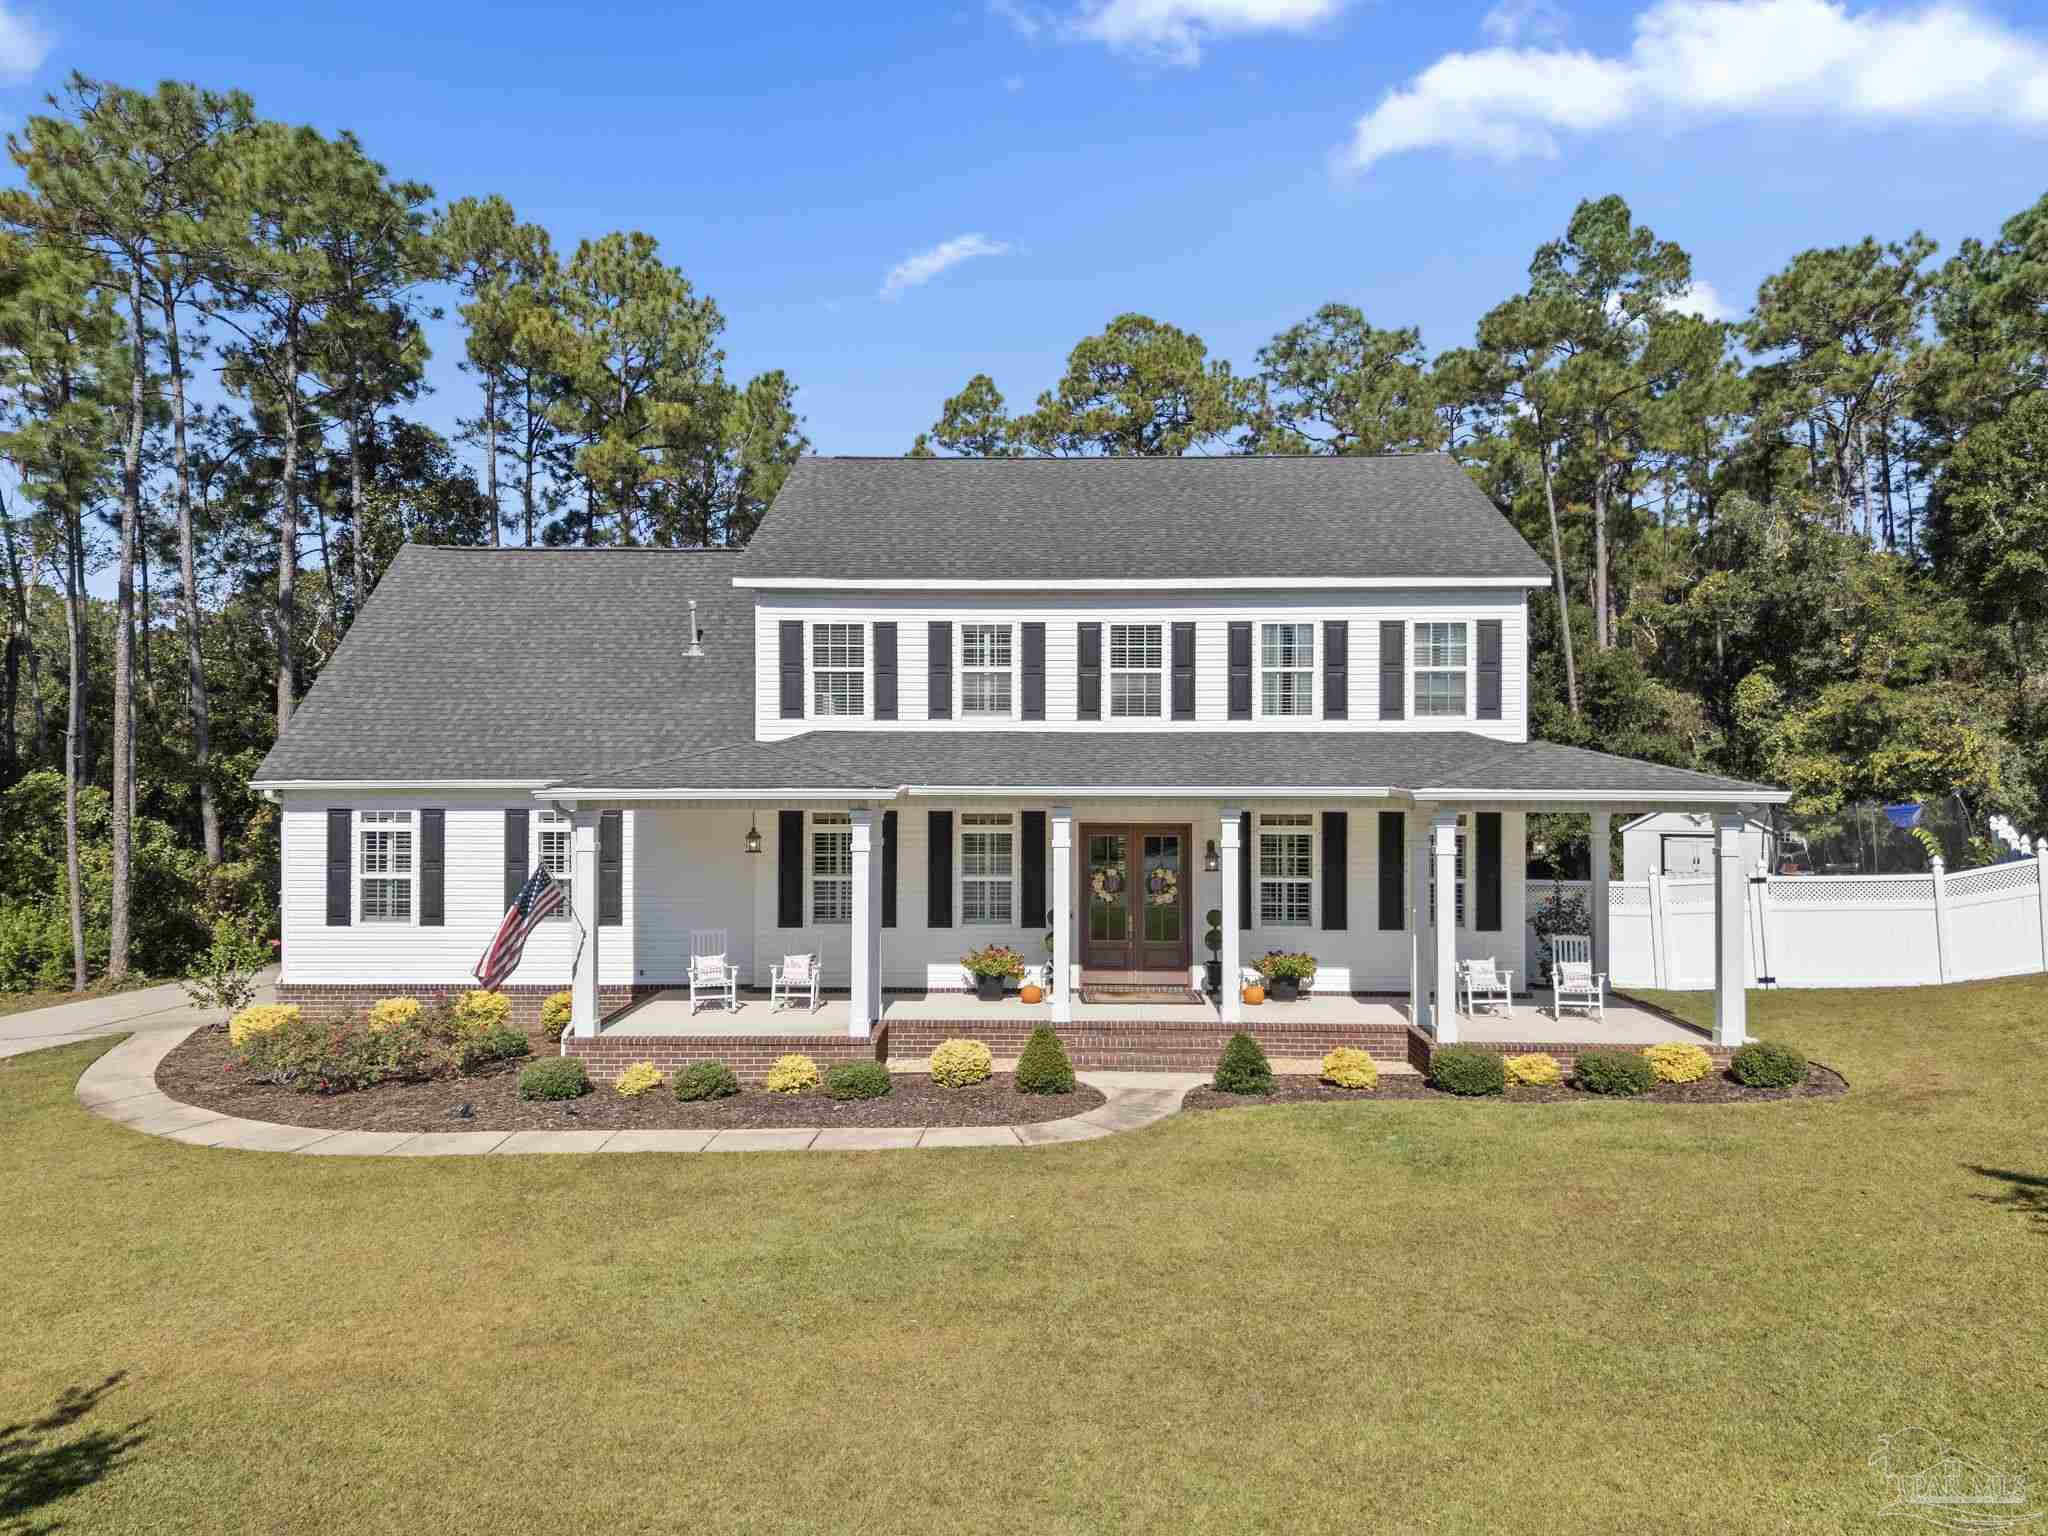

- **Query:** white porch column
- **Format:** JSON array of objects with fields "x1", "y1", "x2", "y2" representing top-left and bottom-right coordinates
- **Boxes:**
[
  {"x1": 1712, "y1": 811, "x2": 1748, "y2": 1046},
  {"x1": 570, "y1": 810, "x2": 601, "y2": 1039},
  {"x1": 1589, "y1": 810, "x2": 1612, "y2": 983},
  {"x1": 1432, "y1": 811, "x2": 1461, "y2": 1043},
  {"x1": 848, "y1": 809, "x2": 880, "y2": 1038},
  {"x1": 1407, "y1": 811, "x2": 1432, "y2": 1030},
  {"x1": 1050, "y1": 806, "x2": 1074, "y2": 1024},
  {"x1": 1219, "y1": 806, "x2": 1243, "y2": 1024}
]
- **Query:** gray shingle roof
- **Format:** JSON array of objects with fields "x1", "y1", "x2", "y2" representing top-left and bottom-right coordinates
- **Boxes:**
[
  {"x1": 731, "y1": 455, "x2": 1552, "y2": 584},
  {"x1": 252, "y1": 546, "x2": 756, "y2": 782},
  {"x1": 550, "y1": 731, "x2": 1785, "y2": 802}
]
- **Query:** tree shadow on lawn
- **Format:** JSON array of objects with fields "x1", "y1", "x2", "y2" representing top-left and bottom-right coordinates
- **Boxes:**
[
  {"x1": 0, "y1": 1372, "x2": 147, "y2": 1535},
  {"x1": 1967, "y1": 1165, "x2": 2048, "y2": 1233}
]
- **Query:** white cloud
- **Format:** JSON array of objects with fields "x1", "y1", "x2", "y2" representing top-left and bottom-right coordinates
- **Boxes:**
[
  {"x1": 1003, "y1": 72, "x2": 1026, "y2": 92},
  {"x1": 879, "y1": 233, "x2": 1012, "y2": 300},
  {"x1": 1481, "y1": 0, "x2": 1565, "y2": 44},
  {"x1": 995, "y1": 0, "x2": 1343, "y2": 66},
  {"x1": 1343, "y1": 0, "x2": 2048, "y2": 172},
  {"x1": 1668, "y1": 279, "x2": 1734, "y2": 322},
  {"x1": 0, "y1": 4, "x2": 50, "y2": 78}
]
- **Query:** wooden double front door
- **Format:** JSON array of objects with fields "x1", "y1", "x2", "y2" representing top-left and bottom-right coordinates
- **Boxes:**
[{"x1": 1081, "y1": 824, "x2": 1192, "y2": 972}]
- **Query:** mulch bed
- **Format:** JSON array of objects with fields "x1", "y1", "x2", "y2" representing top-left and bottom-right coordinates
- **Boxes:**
[
  {"x1": 1181, "y1": 1062, "x2": 1847, "y2": 1111},
  {"x1": 156, "y1": 1026, "x2": 1105, "y2": 1132}
]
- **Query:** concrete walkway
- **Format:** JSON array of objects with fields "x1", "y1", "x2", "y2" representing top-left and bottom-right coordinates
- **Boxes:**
[
  {"x1": 74, "y1": 1026, "x2": 1203, "y2": 1155},
  {"x1": 1, "y1": 969, "x2": 277, "y2": 1061}
]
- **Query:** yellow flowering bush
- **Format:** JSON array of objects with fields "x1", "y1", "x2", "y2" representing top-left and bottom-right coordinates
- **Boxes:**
[
  {"x1": 228, "y1": 1003, "x2": 300, "y2": 1048},
  {"x1": 929, "y1": 1038, "x2": 994, "y2": 1087},
  {"x1": 1318, "y1": 1047, "x2": 1378, "y2": 1090},
  {"x1": 539, "y1": 990, "x2": 574, "y2": 1042},
  {"x1": 763, "y1": 1053, "x2": 820, "y2": 1095},
  {"x1": 366, "y1": 996, "x2": 422, "y2": 1034},
  {"x1": 452, "y1": 990, "x2": 511, "y2": 1032},
  {"x1": 614, "y1": 1061, "x2": 664, "y2": 1098},
  {"x1": 1643, "y1": 1042, "x2": 1714, "y2": 1084},
  {"x1": 1503, "y1": 1052, "x2": 1563, "y2": 1086}
]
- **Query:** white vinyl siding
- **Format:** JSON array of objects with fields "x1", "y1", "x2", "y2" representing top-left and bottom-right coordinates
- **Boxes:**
[
  {"x1": 960, "y1": 812, "x2": 1015, "y2": 925},
  {"x1": 1414, "y1": 621, "x2": 1471, "y2": 719},
  {"x1": 1260, "y1": 623, "x2": 1315, "y2": 718},
  {"x1": 959, "y1": 623, "x2": 1015, "y2": 718},
  {"x1": 1109, "y1": 623, "x2": 1165, "y2": 718},
  {"x1": 1257, "y1": 812, "x2": 1314, "y2": 928},
  {"x1": 810, "y1": 622, "x2": 866, "y2": 718},
  {"x1": 359, "y1": 810, "x2": 414, "y2": 924},
  {"x1": 811, "y1": 811, "x2": 853, "y2": 924}
]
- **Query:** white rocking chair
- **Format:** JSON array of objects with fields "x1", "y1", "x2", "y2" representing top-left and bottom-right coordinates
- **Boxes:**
[
  {"x1": 687, "y1": 928, "x2": 738, "y2": 1015},
  {"x1": 771, "y1": 952, "x2": 821, "y2": 1013},
  {"x1": 1549, "y1": 934, "x2": 1606, "y2": 1023},
  {"x1": 1458, "y1": 957, "x2": 1514, "y2": 1018}
]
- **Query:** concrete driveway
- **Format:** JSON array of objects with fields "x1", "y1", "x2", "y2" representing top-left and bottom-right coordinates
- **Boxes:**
[{"x1": 0, "y1": 968, "x2": 278, "y2": 1060}]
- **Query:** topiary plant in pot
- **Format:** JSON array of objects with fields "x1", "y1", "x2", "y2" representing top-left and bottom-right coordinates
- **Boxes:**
[
  {"x1": 1202, "y1": 909, "x2": 1224, "y2": 996},
  {"x1": 1255, "y1": 950, "x2": 1316, "y2": 1002}
]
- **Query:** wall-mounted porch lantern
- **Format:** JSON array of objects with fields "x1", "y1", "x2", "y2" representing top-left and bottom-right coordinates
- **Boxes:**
[
  {"x1": 744, "y1": 813, "x2": 764, "y2": 855},
  {"x1": 1203, "y1": 839, "x2": 1220, "y2": 873}
]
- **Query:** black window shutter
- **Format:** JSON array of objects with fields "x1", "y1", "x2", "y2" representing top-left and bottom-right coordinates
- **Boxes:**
[
  {"x1": 1476, "y1": 619, "x2": 1503, "y2": 721},
  {"x1": 1322, "y1": 811, "x2": 1348, "y2": 930},
  {"x1": 873, "y1": 622, "x2": 898, "y2": 720},
  {"x1": 1077, "y1": 623, "x2": 1102, "y2": 720},
  {"x1": 1377, "y1": 811, "x2": 1405, "y2": 930},
  {"x1": 927, "y1": 811, "x2": 953, "y2": 928},
  {"x1": 598, "y1": 810, "x2": 622, "y2": 926},
  {"x1": 927, "y1": 621, "x2": 952, "y2": 720},
  {"x1": 1171, "y1": 622, "x2": 1196, "y2": 720},
  {"x1": 419, "y1": 809, "x2": 445, "y2": 927},
  {"x1": 1227, "y1": 622, "x2": 1252, "y2": 720},
  {"x1": 1020, "y1": 810, "x2": 1047, "y2": 926},
  {"x1": 778, "y1": 620, "x2": 804, "y2": 719},
  {"x1": 882, "y1": 810, "x2": 898, "y2": 928},
  {"x1": 776, "y1": 810, "x2": 803, "y2": 927},
  {"x1": 326, "y1": 808, "x2": 352, "y2": 926},
  {"x1": 503, "y1": 808, "x2": 529, "y2": 911},
  {"x1": 1379, "y1": 621, "x2": 1405, "y2": 720},
  {"x1": 1021, "y1": 623, "x2": 1046, "y2": 720},
  {"x1": 1323, "y1": 620, "x2": 1349, "y2": 720},
  {"x1": 1474, "y1": 811, "x2": 1503, "y2": 932},
  {"x1": 1238, "y1": 810, "x2": 1252, "y2": 929}
]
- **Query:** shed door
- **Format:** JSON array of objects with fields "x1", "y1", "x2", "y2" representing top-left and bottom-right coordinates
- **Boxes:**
[{"x1": 1660, "y1": 834, "x2": 1713, "y2": 878}]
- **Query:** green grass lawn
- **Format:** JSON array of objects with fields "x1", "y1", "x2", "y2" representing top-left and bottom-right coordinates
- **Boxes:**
[{"x1": 5, "y1": 979, "x2": 2046, "y2": 1533}]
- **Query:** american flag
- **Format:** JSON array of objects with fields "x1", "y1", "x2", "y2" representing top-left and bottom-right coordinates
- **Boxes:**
[{"x1": 474, "y1": 868, "x2": 567, "y2": 990}]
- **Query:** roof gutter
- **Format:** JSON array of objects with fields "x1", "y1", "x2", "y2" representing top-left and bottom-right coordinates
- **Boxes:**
[{"x1": 730, "y1": 575, "x2": 1549, "y2": 592}]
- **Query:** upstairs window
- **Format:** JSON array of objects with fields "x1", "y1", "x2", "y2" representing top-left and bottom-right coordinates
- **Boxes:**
[
  {"x1": 1260, "y1": 623, "x2": 1315, "y2": 717},
  {"x1": 536, "y1": 809, "x2": 572, "y2": 920},
  {"x1": 359, "y1": 810, "x2": 414, "y2": 924},
  {"x1": 1414, "y1": 622, "x2": 1470, "y2": 718},
  {"x1": 1257, "y1": 813, "x2": 1314, "y2": 927},
  {"x1": 960, "y1": 624, "x2": 1014, "y2": 718},
  {"x1": 960, "y1": 812, "x2": 1016, "y2": 925},
  {"x1": 1108, "y1": 623, "x2": 1164, "y2": 718},
  {"x1": 811, "y1": 812, "x2": 852, "y2": 924},
  {"x1": 812, "y1": 623, "x2": 865, "y2": 718}
]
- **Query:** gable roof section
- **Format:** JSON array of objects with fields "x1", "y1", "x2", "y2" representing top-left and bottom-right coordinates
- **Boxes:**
[
  {"x1": 732, "y1": 455, "x2": 1552, "y2": 586},
  {"x1": 252, "y1": 545, "x2": 754, "y2": 784}
]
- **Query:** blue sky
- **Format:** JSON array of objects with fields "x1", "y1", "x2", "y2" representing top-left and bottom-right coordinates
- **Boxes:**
[{"x1": 8, "y1": 0, "x2": 2048, "y2": 459}]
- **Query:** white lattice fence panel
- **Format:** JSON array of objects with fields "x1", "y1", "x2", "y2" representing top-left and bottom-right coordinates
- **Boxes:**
[{"x1": 1945, "y1": 861, "x2": 2045, "y2": 981}]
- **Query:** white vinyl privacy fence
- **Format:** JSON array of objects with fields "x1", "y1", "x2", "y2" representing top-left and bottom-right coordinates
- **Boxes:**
[{"x1": 1523, "y1": 849, "x2": 2048, "y2": 990}]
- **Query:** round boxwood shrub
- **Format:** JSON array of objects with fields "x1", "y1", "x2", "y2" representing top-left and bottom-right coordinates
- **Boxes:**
[
  {"x1": 1214, "y1": 1031, "x2": 1274, "y2": 1095},
  {"x1": 929, "y1": 1037, "x2": 994, "y2": 1087},
  {"x1": 1319, "y1": 1046, "x2": 1378, "y2": 1091},
  {"x1": 519, "y1": 1056, "x2": 589, "y2": 1101},
  {"x1": 1502, "y1": 1051, "x2": 1562, "y2": 1087},
  {"x1": 1428, "y1": 1045, "x2": 1505, "y2": 1097},
  {"x1": 763, "y1": 1053, "x2": 820, "y2": 1095},
  {"x1": 673, "y1": 1060, "x2": 739, "y2": 1101},
  {"x1": 1642, "y1": 1042, "x2": 1714, "y2": 1084},
  {"x1": 824, "y1": 1062, "x2": 892, "y2": 1101},
  {"x1": 614, "y1": 1061, "x2": 664, "y2": 1098},
  {"x1": 1574, "y1": 1047, "x2": 1658, "y2": 1096},
  {"x1": 1015, "y1": 1026, "x2": 1075, "y2": 1095},
  {"x1": 1731, "y1": 1039, "x2": 1807, "y2": 1088}
]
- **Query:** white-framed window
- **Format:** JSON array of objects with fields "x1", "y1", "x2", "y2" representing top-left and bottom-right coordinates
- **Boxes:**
[
  {"x1": 1108, "y1": 623, "x2": 1165, "y2": 718},
  {"x1": 810, "y1": 622, "x2": 866, "y2": 718},
  {"x1": 358, "y1": 809, "x2": 414, "y2": 924},
  {"x1": 1257, "y1": 812, "x2": 1315, "y2": 928},
  {"x1": 959, "y1": 623, "x2": 1015, "y2": 718},
  {"x1": 811, "y1": 811, "x2": 852, "y2": 924},
  {"x1": 960, "y1": 812, "x2": 1016, "y2": 925},
  {"x1": 1260, "y1": 623, "x2": 1316, "y2": 718},
  {"x1": 535, "y1": 808, "x2": 573, "y2": 920},
  {"x1": 1429, "y1": 814, "x2": 1469, "y2": 928},
  {"x1": 1413, "y1": 621, "x2": 1471, "y2": 718}
]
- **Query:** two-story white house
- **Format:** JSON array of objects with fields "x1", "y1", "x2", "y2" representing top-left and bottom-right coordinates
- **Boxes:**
[{"x1": 253, "y1": 455, "x2": 1785, "y2": 1075}]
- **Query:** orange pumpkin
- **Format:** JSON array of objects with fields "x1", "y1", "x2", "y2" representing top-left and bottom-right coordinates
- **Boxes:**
[
  {"x1": 1019, "y1": 983, "x2": 1044, "y2": 1004},
  {"x1": 1242, "y1": 983, "x2": 1266, "y2": 1006}
]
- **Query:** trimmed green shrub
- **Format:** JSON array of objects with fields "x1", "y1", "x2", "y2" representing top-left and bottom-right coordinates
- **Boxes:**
[
  {"x1": 519, "y1": 1057, "x2": 589, "y2": 1101},
  {"x1": 1428, "y1": 1045, "x2": 1506, "y2": 1096},
  {"x1": 673, "y1": 1061, "x2": 739, "y2": 1101},
  {"x1": 1014, "y1": 1026, "x2": 1075, "y2": 1095},
  {"x1": 1213, "y1": 1031, "x2": 1274, "y2": 1094},
  {"x1": 823, "y1": 1062, "x2": 892, "y2": 1101},
  {"x1": 1574, "y1": 1047, "x2": 1657, "y2": 1096},
  {"x1": 1731, "y1": 1039, "x2": 1807, "y2": 1088},
  {"x1": 929, "y1": 1037, "x2": 994, "y2": 1087},
  {"x1": 453, "y1": 1026, "x2": 530, "y2": 1074}
]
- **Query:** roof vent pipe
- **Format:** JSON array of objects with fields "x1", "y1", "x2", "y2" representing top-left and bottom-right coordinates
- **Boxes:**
[{"x1": 685, "y1": 598, "x2": 704, "y2": 658}]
